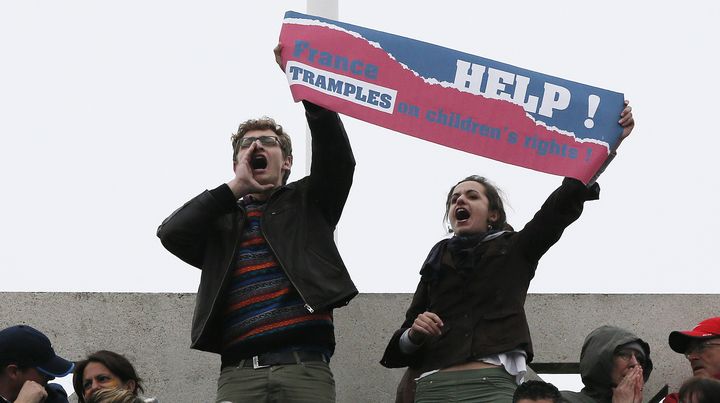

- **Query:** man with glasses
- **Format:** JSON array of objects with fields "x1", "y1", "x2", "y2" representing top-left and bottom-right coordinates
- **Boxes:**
[
  {"x1": 664, "y1": 317, "x2": 720, "y2": 403},
  {"x1": 158, "y1": 44, "x2": 357, "y2": 402},
  {"x1": 561, "y1": 325, "x2": 653, "y2": 403},
  {"x1": 0, "y1": 325, "x2": 73, "y2": 403}
]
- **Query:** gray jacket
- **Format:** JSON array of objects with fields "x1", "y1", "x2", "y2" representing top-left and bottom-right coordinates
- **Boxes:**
[{"x1": 561, "y1": 325, "x2": 653, "y2": 403}]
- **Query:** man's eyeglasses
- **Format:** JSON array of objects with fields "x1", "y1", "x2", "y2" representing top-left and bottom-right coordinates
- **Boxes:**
[
  {"x1": 615, "y1": 349, "x2": 646, "y2": 367},
  {"x1": 684, "y1": 340, "x2": 720, "y2": 357},
  {"x1": 239, "y1": 136, "x2": 281, "y2": 148}
]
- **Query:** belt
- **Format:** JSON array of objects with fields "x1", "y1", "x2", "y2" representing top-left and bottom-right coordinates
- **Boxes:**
[{"x1": 231, "y1": 351, "x2": 329, "y2": 369}]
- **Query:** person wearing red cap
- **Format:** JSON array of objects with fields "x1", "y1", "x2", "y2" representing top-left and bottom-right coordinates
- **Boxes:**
[
  {"x1": 0, "y1": 325, "x2": 74, "y2": 403},
  {"x1": 663, "y1": 317, "x2": 720, "y2": 403}
]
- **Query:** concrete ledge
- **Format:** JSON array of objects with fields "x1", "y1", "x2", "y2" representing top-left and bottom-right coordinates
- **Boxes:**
[{"x1": 1, "y1": 293, "x2": 718, "y2": 402}]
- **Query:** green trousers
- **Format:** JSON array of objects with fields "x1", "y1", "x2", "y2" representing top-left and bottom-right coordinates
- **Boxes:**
[
  {"x1": 216, "y1": 361, "x2": 335, "y2": 403},
  {"x1": 414, "y1": 367, "x2": 517, "y2": 403}
]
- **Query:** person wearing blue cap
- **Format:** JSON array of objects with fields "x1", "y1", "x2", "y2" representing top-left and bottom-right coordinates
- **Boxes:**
[{"x1": 0, "y1": 325, "x2": 74, "y2": 403}]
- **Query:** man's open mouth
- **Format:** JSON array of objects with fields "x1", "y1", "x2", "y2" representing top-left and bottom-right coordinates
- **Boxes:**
[
  {"x1": 251, "y1": 154, "x2": 268, "y2": 170},
  {"x1": 455, "y1": 208, "x2": 470, "y2": 221}
]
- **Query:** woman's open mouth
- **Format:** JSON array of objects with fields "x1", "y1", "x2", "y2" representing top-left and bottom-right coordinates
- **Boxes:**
[{"x1": 455, "y1": 208, "x2": 470, "y2": 221}]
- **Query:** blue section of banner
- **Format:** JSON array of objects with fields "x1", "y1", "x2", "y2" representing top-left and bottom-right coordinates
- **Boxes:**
[{"x1": 284, "y1": 11, "x2": 624, "y2": 146}]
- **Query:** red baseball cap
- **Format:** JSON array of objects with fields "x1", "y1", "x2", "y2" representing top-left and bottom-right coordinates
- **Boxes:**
[{"x1": 669, "y1": 317, "x2": 720, "y2": 354}]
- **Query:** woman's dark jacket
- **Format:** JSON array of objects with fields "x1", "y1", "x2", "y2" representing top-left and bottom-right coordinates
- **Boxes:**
[
  {"x1": 156, "y1": 103, "x2": 357, "y2": 353},
  {"x1": 381, "y1": 178, "x2": 599, "y2": 373}
]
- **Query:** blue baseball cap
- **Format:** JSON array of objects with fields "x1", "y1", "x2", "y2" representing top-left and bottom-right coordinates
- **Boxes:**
[{"x1": 0, "y1": 325, "x2": 74, "y2": 378}]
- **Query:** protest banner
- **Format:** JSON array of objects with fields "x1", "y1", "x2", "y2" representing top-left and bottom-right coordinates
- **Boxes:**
[{"x1": 279, "y1": 11, "x2": 625, "y2": 183}]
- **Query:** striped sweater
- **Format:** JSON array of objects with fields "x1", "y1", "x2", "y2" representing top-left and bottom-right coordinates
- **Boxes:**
[{"x1": 220, "y1": 198, "x2": 334, "y2": 360}]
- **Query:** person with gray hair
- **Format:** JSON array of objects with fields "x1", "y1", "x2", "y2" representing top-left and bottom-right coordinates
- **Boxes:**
[{"x1": 663, "y1": 316, "x2": 720, "y2": 403}]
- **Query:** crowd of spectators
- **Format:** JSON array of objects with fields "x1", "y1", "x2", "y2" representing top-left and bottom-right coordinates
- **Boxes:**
[{"x1": 2, "y1": 316, "x2": 719, "y2": 402}]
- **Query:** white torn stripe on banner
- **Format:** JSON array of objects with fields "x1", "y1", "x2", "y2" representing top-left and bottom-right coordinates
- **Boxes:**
[{"x1": 286, "y1": 60, "x2": 398, "y2": 114}]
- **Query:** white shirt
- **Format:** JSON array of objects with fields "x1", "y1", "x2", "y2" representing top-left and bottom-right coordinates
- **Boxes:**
[{"x1": 399, "y1": 328, "x2": 527, "y2": 384}]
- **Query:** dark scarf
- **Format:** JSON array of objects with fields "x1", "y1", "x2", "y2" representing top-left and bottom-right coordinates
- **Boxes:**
[{"x1": 420, "y1": 231, "x2": 502, "y2": 281}]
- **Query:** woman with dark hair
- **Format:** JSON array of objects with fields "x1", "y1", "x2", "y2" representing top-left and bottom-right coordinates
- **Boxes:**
[
  {"x1": 381, "y1": 104, "x2": 635, "y2": 403},
  {"x1": 72, "y1": 351, "x2": 144, "y2": 403},
  {"x1": 679, "y1": 377, "x2": 720, "y2": 403}
]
